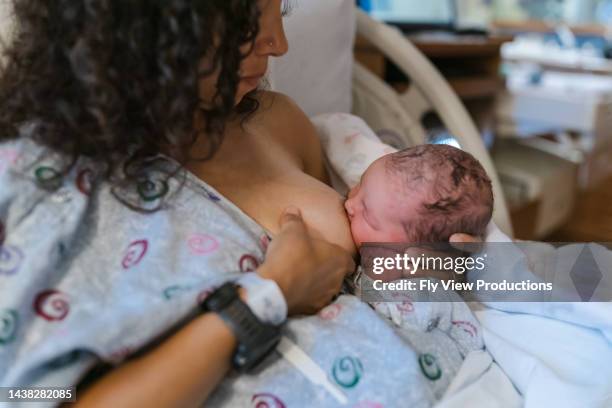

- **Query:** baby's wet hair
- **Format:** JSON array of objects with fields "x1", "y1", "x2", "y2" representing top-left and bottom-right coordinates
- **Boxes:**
[{"x1": 385, "y1": 144, "x2": 493, "y2": 242}]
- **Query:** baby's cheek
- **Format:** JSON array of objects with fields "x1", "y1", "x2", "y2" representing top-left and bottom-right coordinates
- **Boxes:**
[{"x1": 349, "y1": 220, "x2": 368, "y2": 248}]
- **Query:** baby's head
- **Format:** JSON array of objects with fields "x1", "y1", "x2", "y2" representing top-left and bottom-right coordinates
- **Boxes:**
[{"x1": 344, "y1": 144, "x2": 493, "y2": 246}]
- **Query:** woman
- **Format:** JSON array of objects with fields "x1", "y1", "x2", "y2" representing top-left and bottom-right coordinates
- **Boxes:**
[{"x1": 0, "y1": 1, "x2": 474, "y2": 406}]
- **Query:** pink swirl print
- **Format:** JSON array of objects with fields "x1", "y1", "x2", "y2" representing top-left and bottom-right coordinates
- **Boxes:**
[
  {"x1": 121, "y1": 239, "x2": 148, "y2": 269},
  {"x1": 319, "y1": 303, "x2": 342, "y2": 320},
  {"x1": 390, "y1": 292, "x2": 413, "y2": 304},
  {"x1": 33, "y1": 290, "x2": 70, "y2": 321},
  {"x1": 259, "y1": 234, "x2": 271, "y2": 252},
  {"x1": 76, "y1": 168, "x2": 94, "y2": 195},
  {"x1": 239, "y1": 254, "x2": 260, "y2": 273},
  {"x1": 0, "y1": 245, "x2": 24, "y2": 276},
  {"x1": 396, "y1": 301, "x2": 414, "y2": 314},
  {"x1": 354, "y1": 402, "x2": 384, "y2": 408},
  {"x1": 343, "y1": 133, "x2": 360, "y2": 144},
  {"x1": 451, "y1": 320, "x2": 478, "y2": 338},
  {"x1": 187, "y1": 234, "x2": 219, "y2": 255},
  {"x1": 251, "y1": 393, "x2": 286, "y2": 408}
]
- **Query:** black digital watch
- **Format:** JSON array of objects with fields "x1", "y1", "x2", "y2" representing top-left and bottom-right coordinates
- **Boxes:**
[{"x1": 200, "y1": 282, "x2": 282, "y2": 372}]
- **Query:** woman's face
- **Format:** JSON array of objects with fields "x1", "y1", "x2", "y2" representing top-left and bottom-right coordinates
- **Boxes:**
[{"x1": 198, "y1": 0, "x2": 289, "y2": 106}]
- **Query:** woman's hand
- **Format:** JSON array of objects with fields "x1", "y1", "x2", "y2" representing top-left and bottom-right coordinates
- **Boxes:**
[
  {"x1": 76, "y1": 206, "x2": 352, "y2": 408},
  {"x1": 449, "y1": 233, "x2": 483, "y2": 253},
  {"x1": 258, "y1": 206, "x2": 355, "y2": 315},
  {"x1": 449, "y1": 233, "x2": 482, "y2": 244}
]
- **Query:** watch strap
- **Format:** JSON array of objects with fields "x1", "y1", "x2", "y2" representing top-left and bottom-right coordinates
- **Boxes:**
[{"x1": 202, "y1": 283, "x2": 281, "y2": 372}]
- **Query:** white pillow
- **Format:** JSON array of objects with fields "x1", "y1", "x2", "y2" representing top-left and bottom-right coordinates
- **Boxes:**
[{"x1": 269, "y1": 0, "x2": 355, "y2": 117}]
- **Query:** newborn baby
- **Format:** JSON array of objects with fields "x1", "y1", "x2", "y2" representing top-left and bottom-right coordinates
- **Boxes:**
[
  {"x1": 344, "y1": 143, "x2": 493, "y2": 247},
  {"x1": 340, "y1": 145, "x2": 491, "y2": 399},
  {"x1": 315, "y1": 114, "x2": 488, "y2": 399}
]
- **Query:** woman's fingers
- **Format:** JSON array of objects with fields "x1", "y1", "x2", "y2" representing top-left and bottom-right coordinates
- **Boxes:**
[
  {"x1": 449, "y1": 233, "x2": 481, "y2": 243},
  {"x1": 263, "y1": 205, "x2": 355, "y2": 315},
  {"x1": 449, "y1": 233, "x2": 483, "y2": 253}
]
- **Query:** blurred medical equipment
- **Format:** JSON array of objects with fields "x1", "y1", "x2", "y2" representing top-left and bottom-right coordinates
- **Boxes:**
[
  {"x1": 361, "y1": 0, "x2": 457, "y2": 32},
  {"x1": 494, "y1": 30, "x2": 612, "y2": 237},
  {"x1": 499, "y1": 30, "x2": 612, "y2": 170},
  {"x1": 492, "y1": 141, "x2": 578, "y2": 238}
]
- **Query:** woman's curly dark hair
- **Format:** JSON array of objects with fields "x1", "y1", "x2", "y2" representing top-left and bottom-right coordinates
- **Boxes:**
[{"x1": 0, "y1": 0, "x2": 264, "y2": 184}]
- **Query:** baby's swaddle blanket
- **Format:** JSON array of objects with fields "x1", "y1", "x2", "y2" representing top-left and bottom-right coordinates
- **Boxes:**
[
  {"x1": 0, "y1": 136, "x2": 478, "y2": 407},
  {"x1": 313, "y1": 113, "x2": 397, "y2": 194}
]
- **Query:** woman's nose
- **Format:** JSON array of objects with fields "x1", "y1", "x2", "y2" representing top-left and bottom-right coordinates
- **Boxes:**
[
  {"x1": 256, "y1": 4, "x2": 289, "y2": 58},
  {"x1": 258, "y1": 28, "x2": 289, "y2": 57}
]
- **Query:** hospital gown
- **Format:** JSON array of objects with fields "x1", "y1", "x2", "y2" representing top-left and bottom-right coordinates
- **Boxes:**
[{"x1": 1, "y1": 134, "x2": 482, "y2": 407}]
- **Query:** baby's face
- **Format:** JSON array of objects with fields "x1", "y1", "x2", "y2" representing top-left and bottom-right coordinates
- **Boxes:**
[{"x1": 344, "y1": 157, "x2": 421, "y2": 247}]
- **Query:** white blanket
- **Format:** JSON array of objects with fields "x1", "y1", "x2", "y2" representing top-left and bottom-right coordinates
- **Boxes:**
[
  {"x1": 470, "y1": 223, "x2": 612, "y2": 407},
  {"x1": 472, "y1": 226, "x2": 612, "y2": 408}
]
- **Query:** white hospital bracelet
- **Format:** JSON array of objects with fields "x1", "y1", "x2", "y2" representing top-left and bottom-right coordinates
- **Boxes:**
[{"x1": 237, "y1": 273, "x2": 288, "y2": 326}]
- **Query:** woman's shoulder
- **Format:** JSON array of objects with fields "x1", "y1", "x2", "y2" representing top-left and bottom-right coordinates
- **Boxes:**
[
  {"x1": 0, "y1": 136, "x2": 98, "y2": 192},
  {"x1": 254, "y1": 90, "x2": 307, "y2": 125},
  {"x1": 252, "y1": 91, "x2": 326, "y2": 178},
  {"x1": 255, "y1": 90, "x2": 299, "y2": 110}
]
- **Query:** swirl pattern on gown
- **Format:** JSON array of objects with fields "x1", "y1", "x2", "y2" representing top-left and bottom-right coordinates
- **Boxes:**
[{"x1": 33, "y1": 290, "x2": 70, "y2": 321}]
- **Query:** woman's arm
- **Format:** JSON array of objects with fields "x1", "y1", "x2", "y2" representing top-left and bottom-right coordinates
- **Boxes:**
[{"x1": 76, "y1": 313, "x2": 236, "y2": 408}]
